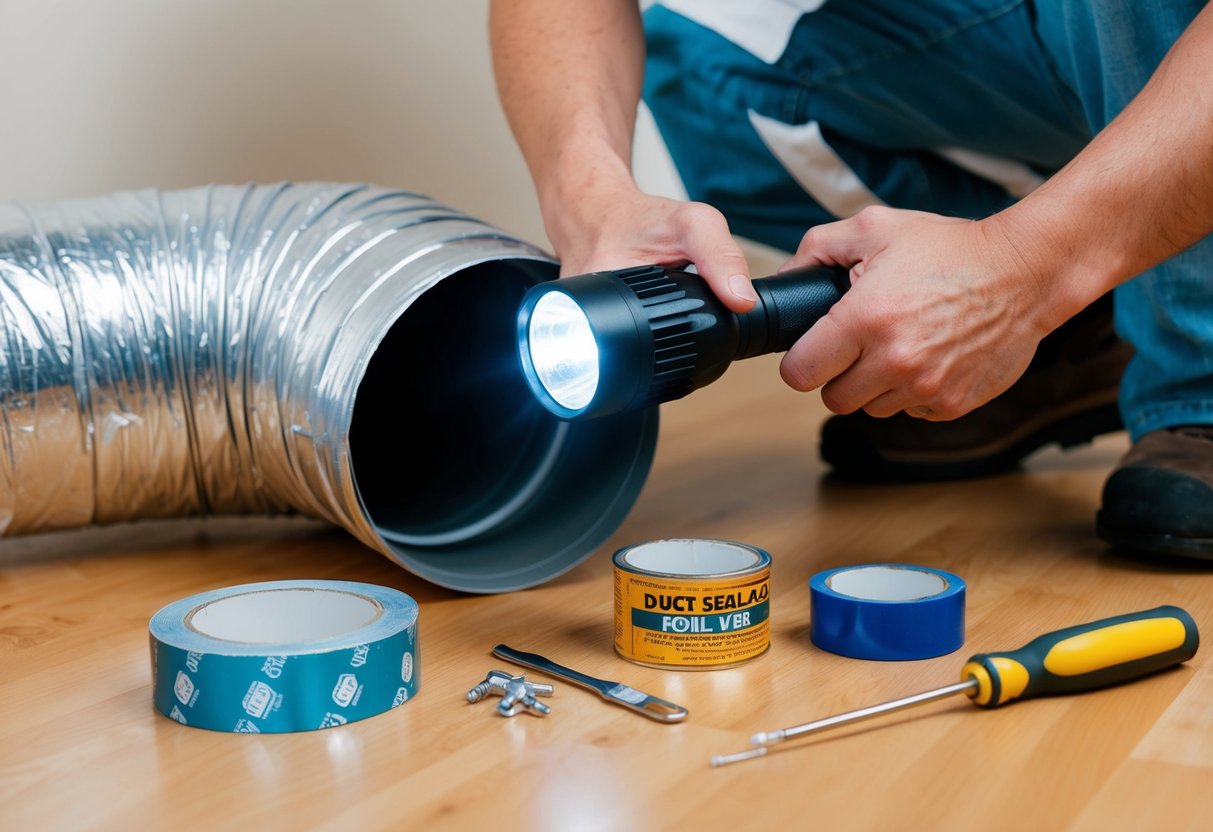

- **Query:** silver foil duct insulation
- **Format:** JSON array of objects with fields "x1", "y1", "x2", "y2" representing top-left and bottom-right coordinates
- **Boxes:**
[{"x1": 0, "y1": 184, "x2": 658, "y2": 592}]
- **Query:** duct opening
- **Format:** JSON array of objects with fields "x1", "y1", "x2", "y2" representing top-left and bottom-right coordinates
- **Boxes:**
[{"x1": 350, "y1": 260, "x2": 565, "y2": 547}]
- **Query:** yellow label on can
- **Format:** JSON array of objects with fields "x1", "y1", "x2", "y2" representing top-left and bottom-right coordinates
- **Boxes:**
[{"x1": 613, "y1": 541, "x2": 771, "y2": 669}]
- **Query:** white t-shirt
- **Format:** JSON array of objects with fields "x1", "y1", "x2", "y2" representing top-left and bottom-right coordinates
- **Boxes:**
[{"x1": 659, "y1": 0, "x2": 828, "y2": 63}]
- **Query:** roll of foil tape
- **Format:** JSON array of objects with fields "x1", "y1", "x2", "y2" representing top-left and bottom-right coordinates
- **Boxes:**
[
  {"x1": 809, "y1": 564, "x2": 965, "y2": 661},
  {"x1": 150, "y1": 580, "x2": 419, "y2": 732}
]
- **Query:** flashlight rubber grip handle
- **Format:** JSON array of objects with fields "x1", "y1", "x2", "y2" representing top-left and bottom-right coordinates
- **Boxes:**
[{"x1": 752, "y1": 266, "x2": 850, "y2": 354}]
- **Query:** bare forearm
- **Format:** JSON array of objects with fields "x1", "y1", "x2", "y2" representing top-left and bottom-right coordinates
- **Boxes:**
[
  {"x1": 993, "y1": 4, "x2": 1213, "y2": 323},
  {"x1": 489, "y1": 0, "x2": 756, "y2": 305},
  {"x1": 489, "y1": 0, "x2": 645, "y2": 208}
]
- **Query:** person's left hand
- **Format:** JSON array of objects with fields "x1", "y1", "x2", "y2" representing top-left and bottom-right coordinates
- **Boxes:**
[{"x1": 778, "y1": 206, "x2": 1062, "y2": 421}]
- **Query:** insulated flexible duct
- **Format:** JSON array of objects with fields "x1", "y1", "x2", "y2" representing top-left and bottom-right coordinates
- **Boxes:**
[{"x1": 0, "y1": 183, "x2": 658, "y2": 592}]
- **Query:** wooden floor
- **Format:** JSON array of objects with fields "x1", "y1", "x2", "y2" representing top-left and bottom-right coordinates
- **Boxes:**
[{"x1": 4, "y1": 353, "x2": 1213, "y2": 831}]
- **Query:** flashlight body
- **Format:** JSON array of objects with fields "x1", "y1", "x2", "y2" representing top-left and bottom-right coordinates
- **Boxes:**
[
  {"x1": 737, "y1": 267, "x2": 852, "y2": 358},
  {"x1": 621, "y1": 265, "x2": 851, "y2": 406},
  {"x1": 517, "y1": 263, "x2": 849, "y2": 420}
]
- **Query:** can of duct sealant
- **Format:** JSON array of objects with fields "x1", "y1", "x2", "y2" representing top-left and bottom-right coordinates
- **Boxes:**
[{"x1": 613, "y1": 539, "x2": 771, "y2": 669}]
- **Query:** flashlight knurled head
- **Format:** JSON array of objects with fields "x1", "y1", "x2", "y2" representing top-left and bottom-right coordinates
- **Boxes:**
[{"x1": 611, "y1": 265, "x2": 735, "y2": 410}]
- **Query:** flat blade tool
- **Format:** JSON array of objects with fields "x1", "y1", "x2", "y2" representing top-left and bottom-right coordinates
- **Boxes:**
[{"x1": 493, "y1": 644, "x2": 689, "y2": 723}]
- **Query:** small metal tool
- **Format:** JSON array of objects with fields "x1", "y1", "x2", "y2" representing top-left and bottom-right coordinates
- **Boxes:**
[
  {"x1": 465, "y1": 670, "x2": 554, "y2": 717},
  {"x1": 492, "y1": 644, "x2": 688, "y2": 723},
  {"x1": 497, "y1": 678, "x2": 551, "y2": 718},
  {"x1": 466, "y1": 670, "x2": 555, "y2": 703}
]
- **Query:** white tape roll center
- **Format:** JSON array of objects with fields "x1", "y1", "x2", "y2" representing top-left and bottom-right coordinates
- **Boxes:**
[
  {"x1": 826, "y1": 565, "x2": 949, "y2": 602},
  {"x1": 187, "y1": 588, "x2": 383, "y2": 643}
]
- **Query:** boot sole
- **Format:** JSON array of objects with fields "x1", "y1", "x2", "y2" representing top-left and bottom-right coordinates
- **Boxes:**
[
  {"x1": 823, "y1": 402, "x2": 1124, "y2": 482},
  {"x1": 1096, "y1": 517, "x2": 1213, "y2": 560}
]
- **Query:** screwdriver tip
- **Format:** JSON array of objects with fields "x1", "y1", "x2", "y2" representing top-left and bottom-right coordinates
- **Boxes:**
[{"x1": 710, "y1": 747, "x2": 768, "y2": 767}]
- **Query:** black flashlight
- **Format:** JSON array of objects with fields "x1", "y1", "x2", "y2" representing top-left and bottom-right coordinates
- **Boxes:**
[{"x1": 516, "y1": 263, "x2": 850, "y2": 420}]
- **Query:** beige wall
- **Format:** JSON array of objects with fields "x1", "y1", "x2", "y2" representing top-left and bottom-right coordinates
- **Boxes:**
[
  {"x1": 0, "y1": 0, "x2": 552, "y2": 244},
  {"x1": 0, "y1": 0, "x2": 779, "y2": 267}
]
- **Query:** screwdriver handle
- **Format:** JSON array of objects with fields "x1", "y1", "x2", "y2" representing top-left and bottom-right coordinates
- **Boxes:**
[{"x1": 961, "y1": 605, "x2": 1199, "y2": 708}]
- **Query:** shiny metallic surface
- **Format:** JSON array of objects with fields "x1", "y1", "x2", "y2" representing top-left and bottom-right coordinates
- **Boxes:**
[{"x1": 0, "y1": 183, "x2": 658, "y2": 591}]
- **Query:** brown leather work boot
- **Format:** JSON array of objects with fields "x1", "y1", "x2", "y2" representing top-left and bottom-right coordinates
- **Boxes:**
[
  {"x1": 819, "y1": 294, "x2": 1132, "y2": 481},
  {"x1": 1097, "y1": 426, "x2": 1213, "y2": 559}
]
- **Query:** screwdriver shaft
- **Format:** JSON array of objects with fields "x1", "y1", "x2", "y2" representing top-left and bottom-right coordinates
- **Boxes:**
[
  {"x1": 753, "y1": 679, "x2": 979, "y2": 746},
  {"x1": 710, "y1": 679, "x2": 978, "y2": 768}
]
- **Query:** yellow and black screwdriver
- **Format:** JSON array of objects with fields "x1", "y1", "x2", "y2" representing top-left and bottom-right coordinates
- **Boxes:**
[{"x1": 711, "y1": 605, "x2": 1199, "y2": 767}]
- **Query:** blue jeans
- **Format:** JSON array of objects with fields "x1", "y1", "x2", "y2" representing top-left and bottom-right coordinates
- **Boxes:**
[{"x1": 644, "y1": 0, "x2": 1211, "y2": 440}]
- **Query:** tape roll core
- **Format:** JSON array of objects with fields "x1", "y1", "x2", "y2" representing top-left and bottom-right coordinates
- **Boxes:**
[
  {"x1": 810, "y1": 563, "x2": 964, "y2": 661},
  {"x1": 150, "y1": 580, "x2": 419, "y2": 733},
  {"x1": 827, "y1": 565, "x2": 949, "y2": 602},
  {"x1": 186, "y1": 588, "x2": 384, "y2": 643}
]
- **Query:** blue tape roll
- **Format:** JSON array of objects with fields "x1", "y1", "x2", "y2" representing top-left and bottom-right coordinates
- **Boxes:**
[
  {"x1": 150, "y1": 580, "x2": 419, "y2": 733},
  {"x1": 809, "y1": 564, "x2": 965, "y2": 661}
]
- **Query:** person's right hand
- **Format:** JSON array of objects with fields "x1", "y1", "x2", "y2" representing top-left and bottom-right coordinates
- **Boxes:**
[{"x1": 545, "y1": 185, "x2": 759, "y2": 313}]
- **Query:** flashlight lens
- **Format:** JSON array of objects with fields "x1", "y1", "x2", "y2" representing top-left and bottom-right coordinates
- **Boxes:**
[{"x1": 527, "y1": 290, "x2": 600, "y2": 411}]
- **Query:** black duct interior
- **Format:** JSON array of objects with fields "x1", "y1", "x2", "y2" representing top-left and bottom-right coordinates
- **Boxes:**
[{"x1": 350, "y1": 261, "x2": 563, "y2": 543}]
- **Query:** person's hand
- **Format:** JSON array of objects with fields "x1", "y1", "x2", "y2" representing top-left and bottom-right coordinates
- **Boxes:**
[
  {"x1": 778, "y1": 206, "x2": 1064, "y2": 421},
  {"x1": 546, "y1": 184, "x2": 759, "y2": 313}
]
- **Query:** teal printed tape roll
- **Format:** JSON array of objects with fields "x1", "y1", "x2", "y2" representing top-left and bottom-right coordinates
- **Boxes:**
[
  {"x1": 810, "y1": 563, "x2": 965, "y2": 661},
  {"x1": 150, "y1": 580, "x2": 419, "y2": 733}
]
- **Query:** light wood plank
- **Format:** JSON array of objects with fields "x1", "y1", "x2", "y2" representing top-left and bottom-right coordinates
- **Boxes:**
[{"x1": 1132, "y1": 666, "x2": 1213, "y2": 768}]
